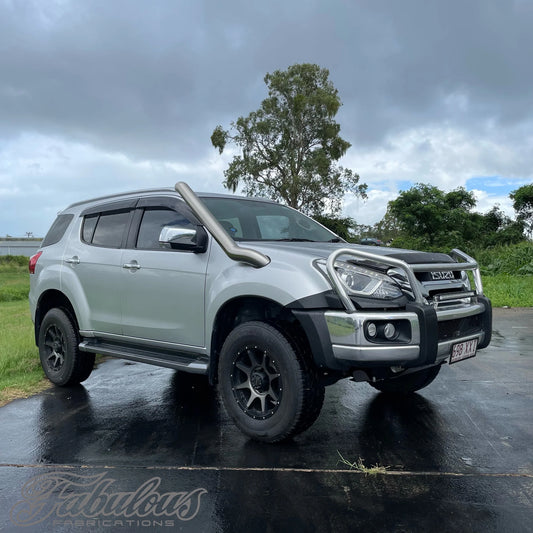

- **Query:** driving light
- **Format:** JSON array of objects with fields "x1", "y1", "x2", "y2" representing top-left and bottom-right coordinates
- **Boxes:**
[
  {"x1": 367, "y1": 322, "x2": 377, "y2": 338},
  {"x1": 383, "y1": 323, "x2": 397, "y2": 340}
]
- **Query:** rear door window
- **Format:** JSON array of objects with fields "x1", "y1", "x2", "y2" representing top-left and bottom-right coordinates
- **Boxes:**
[
  {"x1": 85, "y1": 210, "x2": 131, "y2": 248},
  {"x1": 82, "y1": 214, "x2": 99, "y2": 243}
]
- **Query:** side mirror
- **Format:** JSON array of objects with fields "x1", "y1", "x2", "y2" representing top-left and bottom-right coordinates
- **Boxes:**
[{"x1": 158, "y1": 225, "x2": 208, "y2": 253}]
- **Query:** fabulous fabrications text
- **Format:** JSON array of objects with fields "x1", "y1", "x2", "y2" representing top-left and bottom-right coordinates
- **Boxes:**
[{"x1": 10, "y1": 471, "x2": 207, "y2": 526}]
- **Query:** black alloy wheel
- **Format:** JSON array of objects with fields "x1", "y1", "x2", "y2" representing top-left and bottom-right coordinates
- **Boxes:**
[
  {"x1": 219, "y1": 321, "x2": 324, "y2": 443},
  {"x1": 38, "y1": 308, "x2": 95, "y2": 386},
  {"x1": 231, "y1": 344, "x2": 282, "y2": 420}
]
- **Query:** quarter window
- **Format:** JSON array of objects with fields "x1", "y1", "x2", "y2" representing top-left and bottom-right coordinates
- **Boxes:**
[{"x1": 42, "y1": 214, "x2": 74, "y2": 247}]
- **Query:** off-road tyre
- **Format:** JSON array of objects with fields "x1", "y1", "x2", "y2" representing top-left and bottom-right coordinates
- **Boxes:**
[
  {"x1": 218, "y1": 321, "x2": 325, "y2": 443},
  {"x1": 38, "y1": 308, "x2": 95, "y2": 386}
]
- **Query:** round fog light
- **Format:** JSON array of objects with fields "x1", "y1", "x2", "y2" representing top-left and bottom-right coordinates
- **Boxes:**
[
  {"x1": 384, "y1": 323, "x2": 396, "y2": 340},
  {"x1": 367, "y1": 322, "x2": 377, "y2": 338}
]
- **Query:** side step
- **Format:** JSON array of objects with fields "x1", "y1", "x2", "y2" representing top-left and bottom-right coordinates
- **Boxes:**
[{"x1": 79, "y1": 340, "x2": 208, "y2": 374}]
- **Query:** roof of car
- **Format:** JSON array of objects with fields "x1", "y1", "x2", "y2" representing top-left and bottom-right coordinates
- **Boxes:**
[{"x1": 65, "y1": 187, "x2": 277, "y2": 210}]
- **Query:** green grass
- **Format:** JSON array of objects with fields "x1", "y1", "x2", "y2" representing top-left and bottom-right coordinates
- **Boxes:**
[
  {"x1": 0, "y1": 271, "x2": 30, "y2": 302},
  {"x1": 0, "y1": 257, "x2": 30, "y2": 302},
  {"x1": 0, "y1": 255, "x2": 47, "y2": 404},
  {"x1": 473, "y1": 241, "x2": 533, "y2": 276},
  {"x1": 482, "y1": 275, "x2": 533, "y2": 307},
  {"x1": 0, "y1": 299, "x2": 47, "y2": 406}
]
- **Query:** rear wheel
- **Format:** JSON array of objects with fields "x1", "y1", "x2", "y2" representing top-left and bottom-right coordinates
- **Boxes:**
[
  {"x1": 218, "y1": 321, "x2": 324, "y2": 443},
  {"x1": 369, "y1": 365, "x2": 441, "y2": 394},
  {"x1": 39, "y1": 308, "x2": 95, "y2": 386}
]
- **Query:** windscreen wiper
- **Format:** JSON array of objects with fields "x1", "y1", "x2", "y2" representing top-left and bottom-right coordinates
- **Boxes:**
[{"x1": 273, "y1": 238, "x2": 316, "y2": 242}]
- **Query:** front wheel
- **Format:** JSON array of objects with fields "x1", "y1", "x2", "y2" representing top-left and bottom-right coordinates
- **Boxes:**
[
  {"x1": 38, "y1": 308, "x2": 95, "y2": 386},
  {"x1": 369, "y1": 365, "x2": 441, "y2": 394},
  {"x1": 218, "y1": 321, "x2": 324, "y2": 443}
]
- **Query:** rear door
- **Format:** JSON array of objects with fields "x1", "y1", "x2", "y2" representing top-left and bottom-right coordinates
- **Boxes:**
[
  {"x1": 62, "y1": 200, "x2": 136, "y2": 334},
  {"x1": 120, "y1": 197, "x2": 209, "y2": 347}
]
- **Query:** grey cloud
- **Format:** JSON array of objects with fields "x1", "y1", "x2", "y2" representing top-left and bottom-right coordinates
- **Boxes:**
[{"x1": 1, "y1": 0, "x2": 532, "y2": 161}]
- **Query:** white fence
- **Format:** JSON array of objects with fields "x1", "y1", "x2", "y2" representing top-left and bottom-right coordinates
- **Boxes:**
[{"x1": 0, "y1": 241, "x2": 42, "y2": 257}]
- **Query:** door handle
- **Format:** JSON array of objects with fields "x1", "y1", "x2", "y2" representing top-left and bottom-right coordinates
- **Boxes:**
[
  {"x1": 123, "y1": 262, "x2": 141, "y2": 270},
  {"x1": 65, "y1": 256, "x2": 80, "y2": 264}
]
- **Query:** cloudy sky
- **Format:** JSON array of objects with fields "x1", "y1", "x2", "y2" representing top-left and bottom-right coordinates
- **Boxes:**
[{"x1": 1, "y1": 0, "x2": 532, "y2": 237}]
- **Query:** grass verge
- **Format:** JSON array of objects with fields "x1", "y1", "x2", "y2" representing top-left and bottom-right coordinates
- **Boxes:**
[
  {"x1": 482, "y1": 275, "x2": 533, "y2": 307},
  {"x1": 0, "y1": 265, "x2": 30, "y2": 302},
  {"x1": 0, "y1": 299, "x2": 48, "y2": 406}
]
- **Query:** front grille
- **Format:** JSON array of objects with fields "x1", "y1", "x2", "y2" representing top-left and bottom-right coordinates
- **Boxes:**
[
  {"x1": 427, "y1": 290, "x2": 476, "y2": 309},
  {"x1": 417, "y1": 271, "x2": 473, "y2": 308},
  {"x1": 438, "y1": 315, "x2": 482, "y2": 342}
]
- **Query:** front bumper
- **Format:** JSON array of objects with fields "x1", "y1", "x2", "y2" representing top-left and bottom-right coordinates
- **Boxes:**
[{"x1": 324, "y1": 296, "x2": 491, "y2": 369}]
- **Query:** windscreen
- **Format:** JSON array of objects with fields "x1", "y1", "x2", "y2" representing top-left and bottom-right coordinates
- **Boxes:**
[{"x1": 201, "y1": 197, "x2": 341, "y2": 242}]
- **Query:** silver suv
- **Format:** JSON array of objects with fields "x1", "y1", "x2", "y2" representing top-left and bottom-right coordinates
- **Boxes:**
[{"x1": 29, "y1": 182, "x2": 492, "y2": 442}]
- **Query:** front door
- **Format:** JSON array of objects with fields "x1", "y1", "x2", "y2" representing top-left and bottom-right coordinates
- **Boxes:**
[{"x1": 120, "y1": 204, "x2": 208, "y2": 347}]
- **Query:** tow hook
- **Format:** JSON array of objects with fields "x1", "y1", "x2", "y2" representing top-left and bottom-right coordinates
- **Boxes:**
[{"x1": 351, "y1": 370, "x2": 370, "y2": 382}]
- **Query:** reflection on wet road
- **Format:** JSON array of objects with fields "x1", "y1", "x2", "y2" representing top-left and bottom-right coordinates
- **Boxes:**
[{"x1": 1, "y1": 308, "x2": 532, "y2": 532}]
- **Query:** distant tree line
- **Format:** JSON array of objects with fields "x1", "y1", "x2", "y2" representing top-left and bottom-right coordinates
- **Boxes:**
[{"x1": 348, "y1": 182, "x2": 532, "y2": 251}]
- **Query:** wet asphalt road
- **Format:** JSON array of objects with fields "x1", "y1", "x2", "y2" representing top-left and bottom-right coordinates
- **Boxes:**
[{"x1": 0, "y1": 308, "x2": 532, "y2": 532}]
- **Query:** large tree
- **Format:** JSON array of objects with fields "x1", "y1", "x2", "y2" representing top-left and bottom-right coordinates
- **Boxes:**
[
  {"x1": 510, "y1": 183, "x2": 533, "y2": 238},
  {"x1": 211, "y1": 63, "x2": 367, "y2": 216}
]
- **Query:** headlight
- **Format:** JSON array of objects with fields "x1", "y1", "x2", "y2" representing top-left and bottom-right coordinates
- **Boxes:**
[
  {"x1": 387, "y1": 267, "x2": 413, "y2": 298},
  {"x1": 460, "y1": 270, "x2": 472, "y2": 290},
  {"x1": 316, "y1": 260, "x2": 403, "y2": 300}
]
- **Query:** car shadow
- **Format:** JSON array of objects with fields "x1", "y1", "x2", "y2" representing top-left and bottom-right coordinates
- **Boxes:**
[
  {"x1": 355, "y1": 392, "x2": 448, "y2": 472},
  {"x1": 35, "y1": 369, "x2": 221, "y2": 466}
]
